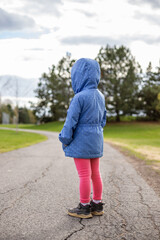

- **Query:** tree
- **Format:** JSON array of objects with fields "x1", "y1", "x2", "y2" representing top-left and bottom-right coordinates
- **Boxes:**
[
  {"x1": 32, "y1": 54, "x2": 75, "y2": 122},
  {"x1": 138, "y1": 62, "x2": 160, "y2": 120},
  {"x1": 18, "y1": 107, "x2": 36, "y2": 124},
  {"x1": 96, "y1": 45, "x2": 142, "y2": 121}
]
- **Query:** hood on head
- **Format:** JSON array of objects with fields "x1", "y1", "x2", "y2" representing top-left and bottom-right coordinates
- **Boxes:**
[{"x1": 71, "y1": 58, "x2": 100, "y2": 94}]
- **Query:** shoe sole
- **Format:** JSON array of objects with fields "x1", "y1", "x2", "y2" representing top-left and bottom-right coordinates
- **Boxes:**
[
  {"x1": 91, "y1": 211, "x2": 104, "y2": 216},
  {"x1": 67, "y1": 211, "x2": 93, "y2": 219}
]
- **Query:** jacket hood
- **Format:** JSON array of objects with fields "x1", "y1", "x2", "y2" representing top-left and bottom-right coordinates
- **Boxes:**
[{"x1": 71, "y1": 58, "x2": 100, "y2": 94}]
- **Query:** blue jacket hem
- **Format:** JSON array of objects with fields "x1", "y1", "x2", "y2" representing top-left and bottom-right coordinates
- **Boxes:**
[{"x1": 64, "y1": 152, "x2": 103, "y2": 159}]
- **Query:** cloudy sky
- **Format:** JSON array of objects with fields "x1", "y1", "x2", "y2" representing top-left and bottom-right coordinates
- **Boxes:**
[{"x1": 0, "y1": 0, "x2": 160, "y2": 82}]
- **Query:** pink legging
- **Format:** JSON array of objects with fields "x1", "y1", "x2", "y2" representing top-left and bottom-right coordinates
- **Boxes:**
[{"x1": 74, "y1": 158, "x2": 103, "y2": 203}]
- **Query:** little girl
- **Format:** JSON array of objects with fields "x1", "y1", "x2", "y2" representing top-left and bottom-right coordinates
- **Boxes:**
[{"x1": 59, "y1": 58, "x2": 107, "y2": 219}]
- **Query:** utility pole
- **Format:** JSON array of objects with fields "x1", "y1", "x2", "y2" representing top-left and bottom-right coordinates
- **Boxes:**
[
  {"x1": 16, "y1": 79, "x2": 19, "y2": 133},
  {"x1": 0, "y1": 92, "x2": 1, "y2": 123}
]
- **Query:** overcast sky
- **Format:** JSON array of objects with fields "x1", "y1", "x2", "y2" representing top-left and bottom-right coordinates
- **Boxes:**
[{"x1": 0, "y1": 0, "x2": 160, "y2": 79}]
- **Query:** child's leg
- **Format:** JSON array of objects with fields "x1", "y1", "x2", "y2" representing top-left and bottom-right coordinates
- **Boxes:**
[
  {"x1": 90, "y1": 158, "x2": 103, "y2": 201},
  {"x1": 74, "y1": 158, "x2": 91, "y2": 203}
]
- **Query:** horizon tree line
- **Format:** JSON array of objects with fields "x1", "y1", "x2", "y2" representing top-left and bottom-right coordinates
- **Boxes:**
[
  {"x1": 31, "y1": 44, "x2": 160, "y2": 122},
  {"x1": 1, "y1": 44, "x2": 159, "y2": 123}
]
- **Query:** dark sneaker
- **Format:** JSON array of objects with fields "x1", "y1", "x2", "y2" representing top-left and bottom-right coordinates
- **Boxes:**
[
  {"x1": 90, "y1": 200, "x2": 105, "y2": 216},
  {"x1": 68, "y1": 203, "x2": 92, "y2": 219}
]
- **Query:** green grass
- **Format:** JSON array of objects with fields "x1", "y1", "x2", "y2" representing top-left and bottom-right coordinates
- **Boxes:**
[
  {"x1": 0, "y1": 129, "x2": 47, "y2": 153},
  {"x1": 103, "y1": 122, "x2": 160, "y2": 148},
  {"x1": 0, "y1": 121, "x2": 64, "y2": 132},
  {"x1": 103, "y1": 122, "x2": 160, "y2": 168}
]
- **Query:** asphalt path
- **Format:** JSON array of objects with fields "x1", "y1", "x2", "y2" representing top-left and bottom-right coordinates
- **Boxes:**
[{"x1": 0, "y1": 128, "x2": 160, "y2": 240}]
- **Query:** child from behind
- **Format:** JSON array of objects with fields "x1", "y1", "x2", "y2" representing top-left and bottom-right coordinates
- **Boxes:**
[{"x1": 59, "y1": 58, "x2": 107, "y2": 218}]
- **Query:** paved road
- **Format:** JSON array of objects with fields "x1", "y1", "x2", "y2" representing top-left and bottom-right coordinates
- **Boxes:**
[{"x1": 0, "y1": 128, "x2": 160, "y2": 240}]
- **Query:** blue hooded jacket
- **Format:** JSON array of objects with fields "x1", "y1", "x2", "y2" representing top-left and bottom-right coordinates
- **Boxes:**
[{"x1": 59, "y1": 58, "x2": 107, "y2": 159}]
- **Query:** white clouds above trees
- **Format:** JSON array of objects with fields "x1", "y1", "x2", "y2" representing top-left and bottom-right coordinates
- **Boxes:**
[
  {"x1": 0, "y1": 8, "x2": 36, "y2": 31},
  {"x1": 0, "y1": 0, "x2": 160, "y2": 79}
]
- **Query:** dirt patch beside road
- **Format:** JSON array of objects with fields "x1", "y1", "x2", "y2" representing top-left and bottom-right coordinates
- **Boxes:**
[
  {"x1": 136, "y1": 146, "x2": 160, "y2": 161},
  {"x1": 105, "y1": 140, "x2": 160, "y2": 162},
  {"x1": 107, "y1": 141, "x2": 160, "y2": 198}
]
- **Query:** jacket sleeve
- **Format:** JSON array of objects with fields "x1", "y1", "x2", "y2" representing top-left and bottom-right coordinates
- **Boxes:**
[
  {"x1": 101, "y1": 108, "x2": 107, "y2": 128},
  {"x1": 59, "y1": 96, "x2": 81, "y2": 145}
]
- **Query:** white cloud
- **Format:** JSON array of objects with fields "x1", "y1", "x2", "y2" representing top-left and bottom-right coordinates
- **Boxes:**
[
  {"x1": 60, "y1": 34, "x2": 160, "y2": 46},
  {"x1": 0, "y1": 8, "x2": 36, "y2": 31},
  {"x1": 130, "y1": 41, "x2": 160, "y2": 72},
  {"x1": 134, "y1": 11, "x2": 160, "y2": 26},
  {"x1": 0, "y1": 7, "x2": 50, "y2": 39},
  {"x1": 0, "y1": 0, "x2": 63, "y2": 16},
  {"x1": 74, "y1": 9, "x2": 96, "y2": 17},
  {"x1": 128, "y1": 0, "x2": 160, "y2": 9},
  {"x1": 21, "y1": 0, "x2": 63, "y2": 16}
]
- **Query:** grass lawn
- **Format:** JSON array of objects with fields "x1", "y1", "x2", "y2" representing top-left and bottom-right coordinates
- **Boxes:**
[
  {"x1": 103, "y1": 122, "x2": 160, "y2": 171},
  {"x1": 0, "y1": 122, "x2": 64, "y2": 132},
  {"x1": 1, "y1": 121, "x2": 160, "y2": 171},
  {"x1": 0, "y1": 129, "x2": 47, "y2": 153}
]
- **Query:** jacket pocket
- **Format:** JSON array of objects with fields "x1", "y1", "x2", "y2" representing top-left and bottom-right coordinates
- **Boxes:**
[{"x1": 62, "y1": 143, "x2": 68, "y2": 150}]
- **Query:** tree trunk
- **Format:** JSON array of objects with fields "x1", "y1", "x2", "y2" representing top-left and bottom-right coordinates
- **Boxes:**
[{"x1": 116, "y1": 111, "x2": 120, "y2": 122}]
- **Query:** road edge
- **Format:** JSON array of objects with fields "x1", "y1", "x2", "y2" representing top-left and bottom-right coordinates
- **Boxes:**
[{"x1": 105, "y1": 141, "x2": 160, "y2": 198}]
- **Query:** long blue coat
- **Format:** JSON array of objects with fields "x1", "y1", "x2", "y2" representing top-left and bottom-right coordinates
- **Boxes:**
[{"x1": 59, "y1": 58, "x2": 107, "y2": 159}]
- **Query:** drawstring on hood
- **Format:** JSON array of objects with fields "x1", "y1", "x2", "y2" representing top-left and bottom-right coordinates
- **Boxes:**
[{"x1": 71, "y1": 58, "x2": 100, "y2": 94}]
